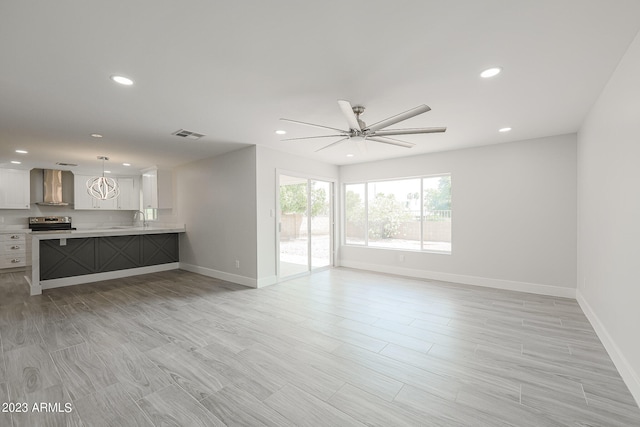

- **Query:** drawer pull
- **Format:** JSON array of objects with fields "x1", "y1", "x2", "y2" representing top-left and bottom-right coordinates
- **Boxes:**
[
  {"x1": 11, "y1": 245, "x2": 21, "y2": 249},
  {"x1": 11, "y1": 235, "x2": 20, "y2": 239},
  {"x1": 11, "y1": 258, "x2": 21, "y2": 263}
]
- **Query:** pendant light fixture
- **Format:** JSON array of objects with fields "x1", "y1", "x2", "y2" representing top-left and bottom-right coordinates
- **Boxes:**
[{"x1": 86, "y1": 156, "x2": 120, "y2": 200}]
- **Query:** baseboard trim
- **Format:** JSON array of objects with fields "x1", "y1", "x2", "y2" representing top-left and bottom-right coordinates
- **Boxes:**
[
  {"x1": 576, "y1": 290, "x2": 640, "y2": 406},
  {"x1": 179, "y1": 263, "x2": 257, "y2": 288},
  {"x1": 257, "y1": 275, "x2": 278, "y2": 288},
  {"x1": 40, "y1": 263, "x2": 180, "y2": 290},
  {"x1": 339, "y1": 260, "x2": 576, "y2": 298}
]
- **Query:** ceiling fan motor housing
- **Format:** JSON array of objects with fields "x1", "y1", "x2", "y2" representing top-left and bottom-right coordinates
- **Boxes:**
[{"x1": 352, "y1": 105, "x2": 366, "y2": 133}]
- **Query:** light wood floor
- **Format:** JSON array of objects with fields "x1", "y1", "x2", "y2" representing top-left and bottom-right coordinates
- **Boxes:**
[{"x1": 1, "y1": 268, "x2": 639, "y2": 426}]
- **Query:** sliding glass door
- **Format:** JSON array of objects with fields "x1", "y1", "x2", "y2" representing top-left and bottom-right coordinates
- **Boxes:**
[
  {"x1": 310, "y1": 180, "x2": 331, "y2": 269},
  {"x1": 278, "y1": 175, "x2": 310, "y2": 277},
  {"x1": 278, "y1": 174, "x2": 333, "y2": 279}
]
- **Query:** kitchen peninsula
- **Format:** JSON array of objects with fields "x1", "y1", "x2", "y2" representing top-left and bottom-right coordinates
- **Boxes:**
[{"x1": 27, "y1": 225, "x2": 185, "y2": 295}]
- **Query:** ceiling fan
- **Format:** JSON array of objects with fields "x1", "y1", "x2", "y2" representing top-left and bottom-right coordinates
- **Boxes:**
[{"x1": 280, "y1": 100, "x2": 446, "y2": 152}]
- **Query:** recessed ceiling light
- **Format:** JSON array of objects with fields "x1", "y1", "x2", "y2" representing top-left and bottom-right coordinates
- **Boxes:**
[
  {"x1": 11, "y1": 160, "x2": 21, "y2": 164},
  {"x1": 15, "y1": 149, "x2": 28, "y2": 154},
  {"x1": 110, "y1": 75, "x2": 134, "y2": 86},
  {"x1": 498, "y1": 127, "x2": 512, "y2": 132},
  {"x1": 122, "y1": 163, "x2": 131, "y2": 166},
  {"x1": 91, "y1": 133, "x2": 103, "y2": 138},
  {"x1": 346, "y1": 154, "x2": 354, "y2": 157},
  {"x1": 275, "y1": 130, "x2": 287, "y2": 135},
  {"x1": 480, "y1": 67, "x2": 502, "y2": 78}
]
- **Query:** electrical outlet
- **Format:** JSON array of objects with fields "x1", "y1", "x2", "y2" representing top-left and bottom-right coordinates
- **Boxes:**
[
  {"x1": 398, "y1": 254, "x2": 405, "y2": 262},
  {"x1": 235, "y1": 260, "x2": 240, "y2": 269},
  {"x1": 0, "y1": 216, "x2": 4, "y2": 223}
]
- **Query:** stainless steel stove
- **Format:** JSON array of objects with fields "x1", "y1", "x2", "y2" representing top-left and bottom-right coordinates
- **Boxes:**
[{"x1": 28, "y1": 216, "x2": 75, "y2": 232}]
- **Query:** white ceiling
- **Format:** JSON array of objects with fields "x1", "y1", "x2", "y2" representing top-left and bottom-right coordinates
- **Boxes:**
[{"x1": 1, "y1": 1, "x2": 639, "y2": 174}]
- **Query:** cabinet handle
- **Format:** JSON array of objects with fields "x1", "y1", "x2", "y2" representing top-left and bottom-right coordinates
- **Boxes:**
[
  {"x1": 11, "y1": 245, "x2": 21, "y2": 249},
  {"x1": 11, "y1": 259, "x2": 21, "y2": 263},
  {"x1": 11, "y1": 235, "x2": 20, "y2": 239}
]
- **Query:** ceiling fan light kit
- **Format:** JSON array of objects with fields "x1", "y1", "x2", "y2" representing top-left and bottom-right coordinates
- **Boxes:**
[
  {"x1": 86, "y1": 156, "x2": 120, "y2": 200},
  {"x1": 280, "y1": 100, "x2": 446, "y2": 152}
]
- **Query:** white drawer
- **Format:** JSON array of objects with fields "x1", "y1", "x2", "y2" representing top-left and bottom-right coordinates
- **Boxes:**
[
  {"x1": 0, "y1": 233, "x2": 28, "y2": 269},
  {"x1": 0, "y1": 255, "x2": 26, "y2": 268},
  {"x1": 0, "y1": 233, "x2": 26, "y2": 243},
  {"x1": 3, "y1": 242, "x2": 25, "y2": 252}
]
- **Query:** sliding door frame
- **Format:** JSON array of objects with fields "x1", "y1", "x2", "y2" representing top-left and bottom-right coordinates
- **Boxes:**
[{"x1": 276, "y1": 169, "x2": 336, "y2": 281}]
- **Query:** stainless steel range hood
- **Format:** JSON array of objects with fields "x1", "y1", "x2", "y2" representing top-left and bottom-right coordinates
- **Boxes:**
[{"x1": 36, "y1": 169, "x2": 70, "y2": 206}]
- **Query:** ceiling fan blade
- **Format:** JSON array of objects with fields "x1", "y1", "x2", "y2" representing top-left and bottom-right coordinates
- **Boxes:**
[
  {"x1": 279, "y1": 118, "x2": 347, "y2": 133},
  {"x1": 281, "y1": 134, "x2": 347, "y2": 141},
  {"x1": 315, "y1": 137, "x2": 350, "y2": 152},
  {"x1": 367, "y1": 136, "x2": 415, "y2": 148},
  {"x1": 372, "y1": 127, "x2": 447, "y2": 137},
  {"x1": 366, "y1": 105, "x2": 431, "y2": 132},
  {"x1": 337, "y1": 99, "x2": 361, "y2": 131}
]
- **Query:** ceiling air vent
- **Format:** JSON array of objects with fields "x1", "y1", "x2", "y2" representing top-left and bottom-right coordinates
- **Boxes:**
[
  {"x1": 172, "y1": 129, "x2": 206, "y2": 140},
  {"x1": 56, "y1": 162, "x2": 78, "y2": 167}
]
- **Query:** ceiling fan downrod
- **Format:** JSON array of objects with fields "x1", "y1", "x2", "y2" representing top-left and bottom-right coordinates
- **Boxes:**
[{"x1": 352, "y1": 105, "x2": 366, "y2": 135}]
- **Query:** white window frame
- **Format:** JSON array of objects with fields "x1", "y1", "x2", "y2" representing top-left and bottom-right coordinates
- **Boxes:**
[{"x1": 343, "y1": 173, "x2": 451, "y2": 254}]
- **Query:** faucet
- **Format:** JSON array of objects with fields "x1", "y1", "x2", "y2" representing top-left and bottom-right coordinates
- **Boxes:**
[{"x1": 134, "y1": 210, "x2": 148, "y2": 227}]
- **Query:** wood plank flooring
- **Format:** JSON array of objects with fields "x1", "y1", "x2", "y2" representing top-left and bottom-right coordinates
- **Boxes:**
[{"x1": 1, "y1": 268, "x2": 639, "y2": 426}]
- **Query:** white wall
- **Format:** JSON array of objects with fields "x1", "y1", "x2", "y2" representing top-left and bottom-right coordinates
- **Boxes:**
[
  {"x1": 174, "y1": 146, "x2": 258, "y2": 286},
  {"x1": 340, "y1": 134, "x2": 577, "y2": 297},
  {"x1": 577, "y1": 31, "x2": 640, "y2": 404},
  {"x1": 255, "y1": 146, "x2": 339, "y2": 286}
]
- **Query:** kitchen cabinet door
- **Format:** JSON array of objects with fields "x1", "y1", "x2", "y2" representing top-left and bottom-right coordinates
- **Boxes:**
[
  {"x1": 74, "y1": 174, "x2": 116, "y2": 209},
  {"x1": 141, "y1": 168, "x2": 172, "y2": 209},
  {"x1": 96, "y1": 195, "x2": 118, "y2": 210},
  {"x1": 73, "y1": 174, "x2": 97, "y2": 209},
  {"x1": 142, "y1": 169, "x2": 158, "y2": 209},
  {"x1": 116, "y1": 177, "x2": 140, "y2": 210},
  {"x1": 0, "y1": 169, "x2": 30, "y2": 209}
]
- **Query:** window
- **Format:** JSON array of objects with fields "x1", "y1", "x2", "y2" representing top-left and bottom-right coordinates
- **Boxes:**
[
  {"x1": 143, "y1": 208, "x2": 158, "y2": 222},
  {"x1": 344, "y1": 183, "x2": 366, "y2": 245},
  {"x1": 368, "y1": 178, "x2": 421, "y2": 250},
  {"x1": 423, "y1": 175, "x2": 451, "y2": 252},
  {"x1": 344, "y1": 174, "x2": 451, "y2": 253}
]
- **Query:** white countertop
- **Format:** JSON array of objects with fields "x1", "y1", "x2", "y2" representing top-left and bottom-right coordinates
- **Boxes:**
[
  {"x1": 0, "y1": 228, "x2": 30, "y2": 234},
  {"x1": 29, "y1": 224, "x2": 186, "y2": 239}
]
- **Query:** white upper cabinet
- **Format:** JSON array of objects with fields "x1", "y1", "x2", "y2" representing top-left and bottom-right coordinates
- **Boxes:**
[
  {"x1": 141, "y1": 167, "x2": 172, "y2": 209},
  {"x1": 116, "y1": 177, "x2": 140, "y2": 210},
  {"x1": 141, "y1": 169, "x2": 157, "y2": 209},
  {"x1": 73, "y1": 174, "x2": 115, "y2": 209},
  {"x1": 0, "y1": 169, "x2": 30, "y2": 209},
  {"x1": 73, "y1": 174, "x2": 95, "y2": 209},
  {"x1": 73, "y1": 173, "x2": 140, "y2": 210}
]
